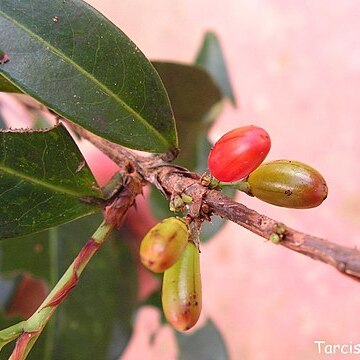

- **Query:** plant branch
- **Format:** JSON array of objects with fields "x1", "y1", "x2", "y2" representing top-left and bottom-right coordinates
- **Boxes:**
[
  {"x1": 66, "y1": 127, "x2": 360, "y2": 282},
  {"x1": 204, "y1": 190, "x2": 360, "y2": 280},
  {"x1": 0, "y1": 171, "x2": 143, "y2": 359},
  {"x1": 153, "y1": 166, "x2": 360, "y2": 281}
]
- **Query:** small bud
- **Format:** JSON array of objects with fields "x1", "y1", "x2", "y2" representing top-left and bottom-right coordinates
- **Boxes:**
[
  {"x1": 181, "y1": 194, "x2": 193, "y2": 204},
  {"x1": 269, "y1": 233, "x2": 281, "y2": 244},
  {"x1": 169, "y1": 194, "x2": 184, "y2": 212},
  {"x1": 140, "y1": 217, "x2": 189, "y2": 273},
  {"x1": 162, "y1": 242, "x2": 202, "y2": 332},
  {"x1": 247, "y1": 160, "x2": 328, "y2": 209}
]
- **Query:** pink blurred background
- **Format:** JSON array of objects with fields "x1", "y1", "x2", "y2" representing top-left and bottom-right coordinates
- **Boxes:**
[
  {"x1": 86, "y1": 1, "x2": 360, "y2": 359},
  {"x1": 4, "y1": 1, "x2": 360, "y2": 359}
]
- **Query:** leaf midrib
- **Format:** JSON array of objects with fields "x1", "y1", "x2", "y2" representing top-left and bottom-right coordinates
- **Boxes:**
[
  {"x1": 0, "y1": 8, "x2": 170, "y2": 149},
  {"x1": 0, "y1": 163, "x2": 89, "y2": 198}
]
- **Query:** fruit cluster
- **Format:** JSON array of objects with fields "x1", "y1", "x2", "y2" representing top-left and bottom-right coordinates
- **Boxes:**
[
  {"x1": 140, "y1": 125, "x2": 328, "y2": 332},
  {"x1": 140, "y1": 217, "x2": 201, "y2": 332},
  {"x1": 208, "y1": 125, "x2": 328, "y2": 208}
]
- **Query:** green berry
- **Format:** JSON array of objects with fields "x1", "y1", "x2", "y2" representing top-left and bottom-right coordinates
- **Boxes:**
[
  {"x1": 162, "y1": 242, "x2": 202, "y2": 332},
  {"x1": 247, "y1": 160, "x2": 328, "y2": 209},
  {"x1": 140, "y1": 217, "x2": 189, "y2": 273}
]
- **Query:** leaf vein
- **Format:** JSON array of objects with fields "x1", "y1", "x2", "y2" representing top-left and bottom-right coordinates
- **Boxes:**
[
  {"x1": 0, "y1": 8, "x2": 170, "y2": 149},
  {"x1": 0, "y1": 165, "x2": 83, "y2": 198}
]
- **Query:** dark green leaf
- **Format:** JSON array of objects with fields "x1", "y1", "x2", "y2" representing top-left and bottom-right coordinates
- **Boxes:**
[
  {"x1": 0, "y1": 0, "x2": 177, "y2": 153},
  {"x1": 0, "y1": 124, "x2": 101, "y2": 239},
  {"x1": 176, "y1": 319, "x2": 229, "y2": 360},
  {"x1": 195, "y1": 32, "x2": 236, "y2": 106},
  {"x1": 153, "y1": 62, "x2": 222, "y2": 169},
  {"x1": 152, "y1": 62, "x2": 221, "y2": 124}
]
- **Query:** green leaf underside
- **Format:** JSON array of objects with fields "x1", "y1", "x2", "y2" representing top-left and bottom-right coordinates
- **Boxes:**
[
  {"x1": 176, "y1": 319, "x2": 229, "y2": 360},
  {"x1": 53, "y1": 215, "x2": 137, "y2": 360},
  {"x1": 152, "y1": 62, "x2": 222, "y2": 169},
  {"x1": 152, "y1": 62, "x2": 221, "y2": 123},
  {"x1": 195, "y1": 32, "x2": 236, "y2": 106},
  {"x1": 0, "y1": 0, "x2": 177, "y2": 153},
  {"x1": 0, "y1": 214, "x2": 138, "y2": 359},
  {"x1": 0, "y1": 125, "x2": 101, "y2": 239}
]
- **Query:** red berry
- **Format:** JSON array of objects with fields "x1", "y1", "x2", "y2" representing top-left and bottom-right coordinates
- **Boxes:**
[{"x1": 208, "y1": 125, "x2": 271, "y2": 182}]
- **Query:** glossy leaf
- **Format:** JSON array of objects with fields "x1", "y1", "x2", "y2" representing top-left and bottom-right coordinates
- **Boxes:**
[
  {"x1": 0, "y1": 0, "x2": 177, "y2": 153},
  {"x1": 195, "y1": 32, "x2": 236, "y2": 106},
  {"x1": 0, "y1": 124, "x2": 101, "y2": 239},
  {"x1": 176, "y1": 319, "x2": 229, "y2": 360},
  {"x1": 0, "y1": 214, "x2": 138, "y2": 359},
  {"x1": 153, "y1": 62, "x2": 222, "y2": 169}
]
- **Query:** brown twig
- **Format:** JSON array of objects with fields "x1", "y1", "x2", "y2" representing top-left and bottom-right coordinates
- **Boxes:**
[
  {"x1": 66, "y1": 126, "x2": 360, "y2": 282},
  {"x1": 155, "y1": 166, "x2": 360, "y2": 280}
]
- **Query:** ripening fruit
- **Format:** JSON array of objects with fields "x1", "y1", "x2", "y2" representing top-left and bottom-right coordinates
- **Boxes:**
[
  {"x1": 162, "y1": 242, "x2": 202, "y2": 332},
  {"x1": 208, "y1": 125, "x2": 271, "y2": 182},
  {"x1": 247, "y1": 160, "x2": 328, "y2": 209},
  {"x1": 140, "y1": 217, "x2": 189, "y2": 273}
]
